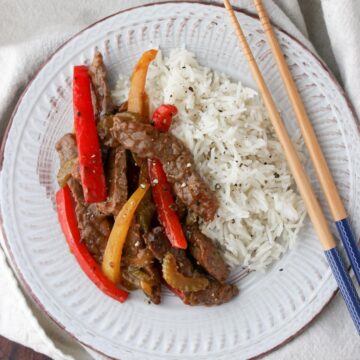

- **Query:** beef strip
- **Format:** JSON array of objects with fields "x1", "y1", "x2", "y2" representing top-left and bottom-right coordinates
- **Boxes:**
[
  {"x1": 56, "y1": 133, "x2": 78, "y2": 163},
  {"x1": 186, "y1": 225, "x2": 229, "y2": 283},
  {"x1": 122, "y1": 223, "x2": 146, "y2": 258},
  {"x1": 55, "y1": 133, "x2": 112, "y2": 263},
  {"x1": 141, "y1": 264, "x2": 162, "y2": 305},
  {"x1": 174, "y1": 196, "x2": 187, "y2": 221},
  {"x1": 70, "y1": 180, "x2": 112, "y2": 263},
  {"x1": 106, "y1": 113, "x2": 219, "y2": 221},
  {"x1": 182, "y1": 280, "x2": 239, "y2": 306},
  {"x1": 122, "y1": 223, "x2": 162, "y2": 304},
  {"x1": 144, "y1": 227, "x2": 193, "y2": 277},
  {"x1": 143, "y1": 226, "x2": 170, "y2": 261},
  {"x1": 96, "y1": 147, "x2": 128, "y2": 216},
  {"x1": 56, "y1": 131, "x2": 127, "y2": 218},
  {"x1": 144, "y1": 227, "x2": 238, "y2": 305},
  {"x1": 88, "y1": 51, "x2": 115, "y2": 117}
]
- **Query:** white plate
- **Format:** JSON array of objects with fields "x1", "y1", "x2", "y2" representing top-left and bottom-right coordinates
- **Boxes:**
[{"x1": 1, "y1": 2, "x2": 360, "y2": 359}]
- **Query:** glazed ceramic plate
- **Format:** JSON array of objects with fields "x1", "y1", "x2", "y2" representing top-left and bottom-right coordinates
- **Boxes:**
[{"x1": 1, "y1": 2, "x2": 360, "y2": 359}]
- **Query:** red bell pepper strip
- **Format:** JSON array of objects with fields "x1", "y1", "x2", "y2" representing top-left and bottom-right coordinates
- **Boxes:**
[
  {"x1": 152, "y1": 104, "x2": 178, "y2": 132},
  {"x1": 148, "y1": 104, "x2": 187, "y2": 249},
  {"x1": 56, "y1": 186, "x2": 128, "y2": 303},
  {"x1": 73, "y1": 65, "x2": 107, "y2": 203}
]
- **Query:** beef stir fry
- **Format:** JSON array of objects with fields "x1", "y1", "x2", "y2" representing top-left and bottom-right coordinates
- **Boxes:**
[{"x1": 55, "y1": 49, "x2": 239, "y2": 306}]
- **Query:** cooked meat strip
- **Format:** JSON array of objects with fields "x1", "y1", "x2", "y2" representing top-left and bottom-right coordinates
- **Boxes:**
[
  {"x1": 174, "y1": 196, "x2": 187, "y2": 221},
  {"x1": 144, "y1": 227, "x2": 238, "y2": 305},
  {"x1": 55, "y1": 133, "x2": 81, "y2": 183},
  {"x1": 144, "y1": 226, "x2": 193, "y2": 276},
  {"x1": 96, "y1": 147, "x2": 127, "y2": 216},
  {"x1": 97, "y1": 113, "x2": 138, "y2": 149},
  {"x1": 141, "y1": 264, "x2": 162, "y2": 305},
  {"x1": 71, "y1": 162, "x2": 81, "y2": 182},
  {"x1": 182, "y1": 280, "x2": 239, "y2": 306},
  {"x1": 55, "y1": 133, "x2": 112, "y2": 263},
  {"x1": 88, "y1": 51, "x2": 115, "y2": 117},
  {"x1": 107, "y1": 113, "x2": 218, "y2": 221},
  {"x1": 143, "y1": 226, "x2": 170, "y2": 261},
  {"x1": 123, "y1": 222, "x2": 146, "y2": 258},
  {"x1": 186, "y1": 225, "x2": 229, "y2": 283},
  {"x1": 56, "y1": 134, "x2": 127, "y2": 218},
  {"x1": 122, "y1": 223, "x2": 162, "y2": 304},
  {"x1": 56, "y1": 133, "x2": 78, "y2": 163},
  {"x1": 71, "y1": 180, "x2": 112, "y2": 263}
]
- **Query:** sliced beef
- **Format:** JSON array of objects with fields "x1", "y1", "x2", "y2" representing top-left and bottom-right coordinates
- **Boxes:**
[
  {"x1": 55, "y1": 133, "x2": 78, "y2": 163},
  {"x1": 123, "y1": 222, "x2": 146, "y2": 258},
  {"x1": 122, "y1": 223, "x2": 162, "y2": 304},
  {"x1": 143, "y1": 226, "x2": 170, "y2": 261},
  {"x1": 106, "y1": 113, "x2": 219, "y2": 221},
  {"x1": 71, "y1": 180, "x2": 112, "y2": 263},
  {"x1": 144, "y1": 227, "x2": 194, "y2": 277},
  {"x1": 182, "y1": 281, "x2": 239, "y2": 306},
  {"x1": 96, "y1": 147, "x2": 127, "y2": 216},
  {"x1": 144, "y1": 227, "x2": 238, "y2": 305},
  {"x1": 55, "y1": 133, "x2": 81, "y2": 183},
  {"x1": 55, "y1": 133, "x2": 112, "y2": 263},
  {"x1": 88, "y1": 51, "x2": 115, "y2": 117},
  {"x1": 186, "y1": 225, "x2": 229, "y2": 283},
  {"x1": 141, "y1": 264, "x2": 162, "y2": 305},
  {"x1": 174, "y1": 196, "x2": 187, "y2": 221}
]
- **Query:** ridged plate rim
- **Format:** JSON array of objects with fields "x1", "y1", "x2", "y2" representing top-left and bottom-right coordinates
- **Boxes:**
[{"x1": 0, "y1": 2, "x2": 359, "y2": 360}]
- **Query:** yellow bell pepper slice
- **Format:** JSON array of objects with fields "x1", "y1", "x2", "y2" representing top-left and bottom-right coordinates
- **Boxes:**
[
  {"x1": 127, "y1": 49, "x2": 158, "y2": 116},
  {"x1": 102, "y1": 184, "x2": 150, "y2": 283}
]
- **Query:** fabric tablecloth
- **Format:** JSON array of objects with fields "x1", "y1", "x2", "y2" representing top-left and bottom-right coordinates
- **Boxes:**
[{"x1": 0, "y1": 0, "x2": 359, "y2": 359}]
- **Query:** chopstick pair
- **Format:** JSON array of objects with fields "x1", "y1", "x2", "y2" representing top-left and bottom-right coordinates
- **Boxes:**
[{"x1": 223, "y1": 0, "x2": 360, "y2": 334}]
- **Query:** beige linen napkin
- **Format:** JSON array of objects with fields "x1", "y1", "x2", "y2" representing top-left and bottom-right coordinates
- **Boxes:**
[{"x1": 0, "y1": 1, "x2": 359, "y2": 359}]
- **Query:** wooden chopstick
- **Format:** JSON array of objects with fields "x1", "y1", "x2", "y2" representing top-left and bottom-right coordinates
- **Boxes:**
[
  {"x1": 223, "y1": 0, "x2": 334, "y2": 250},
  {"x1": 253, "y1": 0, "x2": 360, "y2": 287},
  {"x1": 223, "y1": 0, "x2": 360, "y2": 333}
]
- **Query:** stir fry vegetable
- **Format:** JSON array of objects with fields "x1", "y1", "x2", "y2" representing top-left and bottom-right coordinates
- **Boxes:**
[
  {"x1": 127, "y1": 49, "x2": 158, "y2": 115},
  {"x1": 148, "y1": 104, "x2": 187, "y2": 249},
  {"x1": 73, "y1": 65, "x2": 107, "y2": 203},
  {"x1": 162, "y1": 253, "x2": 209, "y2": 292},
  {"x1": 56, "y1": 186, "x2": 128, "y2": 303},
  {"x1": 152, "y1": 104, "x2": 178, "y2": 132},
  {"x1": 102, "y1": 184, "x2": 150, "y2": 284},
  {"x1": 148, "y1": 159, "x2": 188, "y2": 249},
  {"x1": 122, "y1": 266, "x2": 160, "y2": 303}
]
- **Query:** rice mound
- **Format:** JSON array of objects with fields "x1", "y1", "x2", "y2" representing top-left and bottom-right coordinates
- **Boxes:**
[{"x1": 113, "y1": 49, "x2": 306, "y2": 271}]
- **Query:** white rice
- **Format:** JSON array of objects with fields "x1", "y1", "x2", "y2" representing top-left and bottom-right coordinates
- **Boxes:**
[{"x1": 112, "y1": 49, "x2": 306, "y2": 271}]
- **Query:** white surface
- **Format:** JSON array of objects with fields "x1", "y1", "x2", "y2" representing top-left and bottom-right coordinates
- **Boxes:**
[{"x1": 0, "y1": 1, "x2": 359, "y2": 359}]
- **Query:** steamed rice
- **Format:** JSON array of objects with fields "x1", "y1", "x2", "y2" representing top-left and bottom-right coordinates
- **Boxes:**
[{"x1": 112, "y1": 49, "x2": 306, "y2": 271}]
